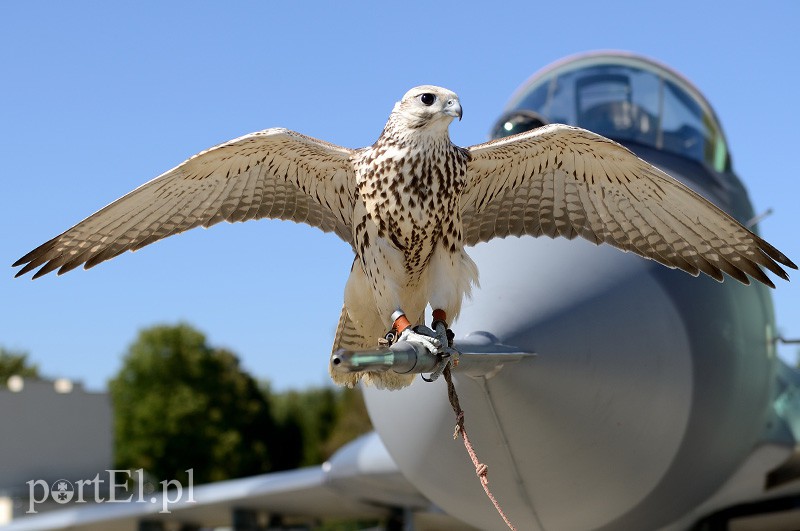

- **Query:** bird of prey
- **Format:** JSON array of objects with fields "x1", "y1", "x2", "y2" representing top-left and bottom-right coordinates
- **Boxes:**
[{"x1": 14, "y1": 85, "x2": 796, "y2": 389}]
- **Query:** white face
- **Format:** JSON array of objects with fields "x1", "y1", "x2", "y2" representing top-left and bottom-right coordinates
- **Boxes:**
[{"x1": 392, "y1": 85, "x2": 463, "y2": 132}]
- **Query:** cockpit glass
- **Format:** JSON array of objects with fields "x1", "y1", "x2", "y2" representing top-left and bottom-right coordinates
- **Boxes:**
[{"x1": 514, "y1": 63, "x2": 729, "y2": 172}]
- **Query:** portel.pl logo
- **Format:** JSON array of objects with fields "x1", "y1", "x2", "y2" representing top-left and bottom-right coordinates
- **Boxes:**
[{"x1": 26, "y1": 469, "x2": 195, "y2": 514}]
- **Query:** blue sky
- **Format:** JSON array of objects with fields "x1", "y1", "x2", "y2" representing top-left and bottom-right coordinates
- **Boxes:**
[{"x1": 2, "y1": 2, "x2": 799, "y2": 391}]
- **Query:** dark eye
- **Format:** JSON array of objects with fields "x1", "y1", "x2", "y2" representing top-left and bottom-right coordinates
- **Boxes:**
[{"x1": 419, "y1": 93, "x2": 436, "y2": 106}]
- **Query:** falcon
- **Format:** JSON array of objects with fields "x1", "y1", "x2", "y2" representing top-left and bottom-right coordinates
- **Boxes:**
[{"x1": 13, "y1": 85, "x2": 796, "y2": 389}]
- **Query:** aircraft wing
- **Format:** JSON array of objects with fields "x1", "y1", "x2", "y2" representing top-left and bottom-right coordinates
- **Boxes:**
[{"x1": 2, "y1": 433, "x2": 472, "y2": 531}]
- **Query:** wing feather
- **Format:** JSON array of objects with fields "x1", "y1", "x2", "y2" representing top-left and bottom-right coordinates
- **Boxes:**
[
  {"x1": 14, "y1": 128, "x2": 356, "y2": 278},
  {"x1": 463, "y1": 124, "x2": 796, "y2": 287}
]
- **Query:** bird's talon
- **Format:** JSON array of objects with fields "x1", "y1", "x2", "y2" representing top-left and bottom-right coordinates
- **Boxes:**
[{"x1": 398, "y1": 328, "x2": 442, "y2": 354}]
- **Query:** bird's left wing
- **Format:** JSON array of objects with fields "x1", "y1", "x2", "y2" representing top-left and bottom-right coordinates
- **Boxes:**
[
  {"x1": 14, "y1": 128, "x2": 356, "y2": 279},
  {"x1": 461, "y1": 124, "x2": 796, "y2": 288}
]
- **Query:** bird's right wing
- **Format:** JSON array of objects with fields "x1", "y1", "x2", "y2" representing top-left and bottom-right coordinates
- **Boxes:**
[{"x1": 14, "y1": 128, "x2": 357, "y2": 279}]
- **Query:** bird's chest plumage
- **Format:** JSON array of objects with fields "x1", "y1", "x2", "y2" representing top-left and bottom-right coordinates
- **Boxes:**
[{"x1": 353, "y1": 138, "x2": 468, "y2": 277}]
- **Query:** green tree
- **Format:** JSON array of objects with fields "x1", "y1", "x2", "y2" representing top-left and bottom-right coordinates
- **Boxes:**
[
  {"x1": 0, "y1": 347, "x2": 40, "y2": 383},
  {"x1": 271, "y1": 387, "x2": 339, "y2": 467},
  {"x1": 270, "y1": 386, "x2": 373, "y2": 468},
  {"x1": 109, "y1": 323, "x2": 276, "y2": 485},
  {"x1": 323, "y1": 387, "x2": 372, "y2": 459},
  {"x1": 270, "y1": 402, "x2": 306, "y2": 471}
]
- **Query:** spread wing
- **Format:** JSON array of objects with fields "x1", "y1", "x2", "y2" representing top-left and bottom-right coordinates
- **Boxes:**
[
  {"x1": 14, "y1": 128, "x2": 356, "y2": 279},
  {"x1": 461, "y1": 124, "x2": 796, "y2": 288}
]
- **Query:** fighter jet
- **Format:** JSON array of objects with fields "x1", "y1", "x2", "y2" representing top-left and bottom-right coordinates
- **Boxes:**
[{"x1": 7, "y1": 52, "x2": 800, "y2": 531}]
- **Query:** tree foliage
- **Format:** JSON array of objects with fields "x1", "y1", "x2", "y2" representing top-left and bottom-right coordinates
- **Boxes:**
[
  {"x1": 323, "y1": 387, "x2": 373, "y2": 459},
  {"x1": 268, "y1": 384, "x2": 373, "y2": 469},
  {"x1": 0, "y1": 347, "x2": 40, "y2": 383},
  {"x1": 109, "y1": 323, "x2": 373, "y2": 485},
  {"x1": 271, "y1": 387, "x2": 339, "y2": 468},
  {"x1": 109, "y1": 323, "x2": 276, "y2": 484}
]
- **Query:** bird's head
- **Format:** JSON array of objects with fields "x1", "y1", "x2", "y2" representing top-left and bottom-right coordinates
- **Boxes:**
[{"x1": 388, "y1": 85, "x2": 462, "y2": 135}]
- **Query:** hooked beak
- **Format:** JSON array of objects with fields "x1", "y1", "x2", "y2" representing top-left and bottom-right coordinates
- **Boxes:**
[{"x1": 444, "y1": 99, "x2": 463, "y2": 121}]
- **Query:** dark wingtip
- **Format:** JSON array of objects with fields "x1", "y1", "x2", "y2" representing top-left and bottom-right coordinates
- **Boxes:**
[
  {"x1": 757, "y1": 237, "x2": 797, "y2": 270},
  {"x1": 13, "y1": 261, "x2": 39, "y2": 279},
  {"x1": 773, "y1": 251, "x2": 797, "y2": 271},
  {"x1": 12, "y1": 256, "x2": 32, "y2": 278}
]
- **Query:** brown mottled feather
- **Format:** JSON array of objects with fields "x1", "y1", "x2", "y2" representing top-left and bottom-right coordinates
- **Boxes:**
[
  {"x1": 462, "y1": 124, "x2": 796, "y2": 287},
  {"x1": 14, "y1": 129, "x2": 356, "y2": 279}
]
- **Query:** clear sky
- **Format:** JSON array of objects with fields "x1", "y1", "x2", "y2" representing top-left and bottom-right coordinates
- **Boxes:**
[{"x1": 2, "y1": 2, "x2": 799, "y2": 391}]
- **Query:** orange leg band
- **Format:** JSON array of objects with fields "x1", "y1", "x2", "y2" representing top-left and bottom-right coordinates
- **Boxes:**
[
  {"x1": 393, "y1": 313, "x2": 412, "y2": 334},
  {"x1": 432, "y1": 309, "x2": 447, "y2": 323}
]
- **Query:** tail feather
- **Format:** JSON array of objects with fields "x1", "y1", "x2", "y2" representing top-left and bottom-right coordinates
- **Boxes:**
[{"x1": 330, "y1": 304, "x2": 417, "y2": 390}]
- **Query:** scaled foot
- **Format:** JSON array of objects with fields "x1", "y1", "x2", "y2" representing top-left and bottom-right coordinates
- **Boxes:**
[{"x1": 398, "y1": 325, "x2": 443, "y2": 354}]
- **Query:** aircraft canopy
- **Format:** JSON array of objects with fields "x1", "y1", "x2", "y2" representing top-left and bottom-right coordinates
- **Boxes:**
[{"x1": 496, "y1": 52, "x2": 731, "y2": 173}]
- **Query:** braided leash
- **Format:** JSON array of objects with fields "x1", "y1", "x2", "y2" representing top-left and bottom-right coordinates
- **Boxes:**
[{"x1": 443, "y1": 363, "x2": 517, "y2": 530}]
